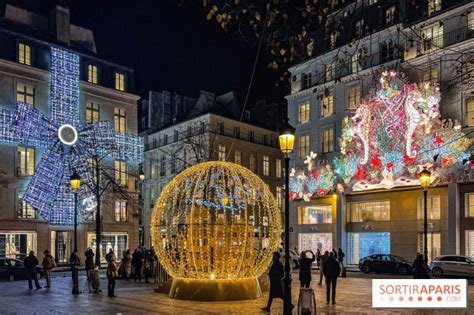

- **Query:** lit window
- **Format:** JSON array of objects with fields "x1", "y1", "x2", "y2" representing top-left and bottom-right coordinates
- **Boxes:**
[
  {"x1": 325, "y1": 63, "x2": 335, "y2": 82},
  {"x1": 355, "y1": 19, "x2": 365, "y2": 37},
  {"x1": 465, "y1": 98, "x2": 474, "y2": 127},
  {"x1": 249, "y1": 153, "x2": 257, "y2": 173},
  {"x1": 276, "y1": 186, "x2": 282, "y2": 207},
  {"x1": 417, "y1": 196, "x2": 441, "y2": 220},
  {"x1": 322, "y1": 94, "x2": 333, "y2": 117},
  {"x1": 299, "y1": 101, "x2": 310, "y2": 123},
  {"x1": 421, "y1": 23, "x2": 443, "y2": 53},
  {"x1": 87, "y1": 65, "x2": 98, "y2": 84},
  {"x1": 114, "y1": 160, "x2": 127, "y2": 186},
  {"x1": 115, "y1": 72, "x2": 126, "y2": 91},
  {"x1": 466, "y1": 57, "x2": 474, "y2": 83},
  {"x1": 465, "y1": 193, "x2": 474, "y2": 217},
  {"x1": 330, "y1": 31, "x2": 339, "y2": 49},
  {"x1": 347, "y1": 85, "x2": 361, "y2": 109},
  {"x1": 16, "y1": 83, "x2": 34, "y2": 106},
  {"x1": 18, "y1": 146, "x2": 35, "y2": 176},
  {"x1": 18, "y1": 192, "x2": 36, "y2": 219},
  {"x1": 469, "y1": 11, "x2": 474, "y2": 31},
  {"x1": 234, "y1": 150, "x2": 242, "y2": 165},
  {"x1": 298, "y1": 134, "x2": 309, "y2": 158},
  {"x1": 427, "y1": 0, "x2": 442, "y2": 16},
  {"x1": 299, "y1": 205, "x2": 333, "y2": 224},
  {"x1": 349, "y1": 201, "x2": 390, "y2": 222},
  {"x1": 368, "y1": 0, "x2": 378, "y2": 5},
  {"x1": 417, "y1": 232, "x2": 440, "y2": 262},
  {"x1": 114, "y1": 108, "x2": 126, "y2": 134},
  {"x1": 263, "y1": 155, "x2": 269, "y2": 176},
  {"x1": 422, "y1": 68, "x2": 438, "y2": 86},
  {"x1": 218, "y1": 145, "x2": 226, "y2": 161},
  {"x1": 86, "y1": 101, "x2": 100, "y2": 124},
  {"x1": 466, "y1": 231, "x2": 474, "y2": 257},
  {"x1": 88, "y1": 157, "x2": 98, "y2": 182},
  {"x1": 321, "y1": 128, "x2": 334, "y2": 153},
  {"x1": 385, "y1": 6, "x2": 396, "y2": 25},
  {"x1": 276, "y1": 159, "x2": 282, "y2": 178},
  {"x1": 115, "y1": 200, "x2": 127, "y2": 222},
  {"x1": 18, "y1": 43, "x2": 31, "y2": 65},
  {"x1": 351, "y1": 53, "x2": 360, "y2": 73}
]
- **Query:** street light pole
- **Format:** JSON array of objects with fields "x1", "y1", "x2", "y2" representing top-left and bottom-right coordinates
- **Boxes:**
[
  {"x1": 419, "y1": 168, "x2": 431, "y2": 266},
  {"x1": 70, "y1": 170, "x2": 81, "y2": 295}
]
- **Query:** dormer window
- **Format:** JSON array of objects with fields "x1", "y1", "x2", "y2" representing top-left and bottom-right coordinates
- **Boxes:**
[
  {"x1": 18, "y1": 43, "x2": 31, "y2": 65},
  {"x1": 87, "y1": 64, "x2": 98, "y2": 84}
]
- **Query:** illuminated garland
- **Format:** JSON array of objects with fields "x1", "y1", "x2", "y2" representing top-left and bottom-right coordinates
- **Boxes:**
[{"x1": 151, "y1": 161, "x2": 281, "y2": 280}]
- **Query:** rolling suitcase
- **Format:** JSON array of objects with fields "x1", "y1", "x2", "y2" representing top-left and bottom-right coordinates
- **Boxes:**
[{"x1": 298, "y1": 287, "x2": 317, "y2": 315}]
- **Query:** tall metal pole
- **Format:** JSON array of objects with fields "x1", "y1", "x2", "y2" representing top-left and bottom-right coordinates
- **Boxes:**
[
  {"x1": 283, "y1": 157, "x2": 292, "y2": 315},
  {"x1": 74, "y1": 192, "x2": 78, "y2": 253},
  {"x1": 423, "y1": 189, "x2": 428, "y2": 266},
  {"x1": 72, "y1": 191, "x2": 79, "y2": 295},
  {"x1": 95, "y1": 158, "x2": 101, "y2": 267}
]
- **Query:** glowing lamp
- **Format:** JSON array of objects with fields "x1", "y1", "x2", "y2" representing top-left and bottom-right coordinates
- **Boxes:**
[
  {"x1": 419, "y1": 168, "x2": 431, "y2": 190},
  {"x1": 151, "y1": 161, "x2": 281, "y2": 301},
  {"x1": 139, "y1": 171, "x2": 145, "y2": 181},
  {"x1": 70, "y1": 171, "x2": 81, "y2": 191},
  {"x1": 279, "y1": 119, "x2": 295, "y2": 157}
]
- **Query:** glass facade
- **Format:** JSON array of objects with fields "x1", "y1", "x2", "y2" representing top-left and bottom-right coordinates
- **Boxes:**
[
  {"x1": 298, "y1": 233, "x2": 333, "y2": 253},
  {"x1": 349, "y1": 201, "x2": 390, "y2": 222},
  {"x1": 87, "y1": 233, "x2": 128, "y2": 262},
  {"x1": 417, "y1": 232, "x2": 441, "y2": 262},
  {"x1": 0, "y1": 232, "x2": 37, "y2": 260},
  {"x1": 347, "y1": 232, "x2": 391, "y2": 265},
  {"x1": 466, "y1": 231, "x2": 474, "y2": 258},
  {"x1": 51, "y1": 231, "x2": 71, "y2": 263},
  {"x1": 299, "y1": 205, "x2": 333, "y2": 224}
]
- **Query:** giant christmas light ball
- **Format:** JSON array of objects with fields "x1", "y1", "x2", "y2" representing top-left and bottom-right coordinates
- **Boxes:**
[{"x1": 151, "y1": 161, "x2": 281, "y2": 300}]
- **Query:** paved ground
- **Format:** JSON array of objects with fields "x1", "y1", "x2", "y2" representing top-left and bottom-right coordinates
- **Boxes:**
[{"x1": 0, "y1": 271, "x2": 472, "y2": 314}]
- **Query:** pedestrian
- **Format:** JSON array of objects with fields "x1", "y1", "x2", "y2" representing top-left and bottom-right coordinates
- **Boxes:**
[
  {"x1": 144, "y1": 250, "x2": 153, "y2": 283},
  {"x1": 106, "y1": 248, "x2": 114, "y2": 263},
  {"x1": 121, "y1": 249, "x2": 132, "y2": 279},
  {"x1": 149, "y1": 246, "x2": 157, "y2": 277},
  {"x1": 41, "y1": 250, "x2": 56, "y2": 288},
  {"x1": 318, "y1": 251, "x2": 329, "y2": 285},
  {"x1": 298, "y1": 250, "x2": 316, "y2": 288},
  {"x1": 315, "y1": 248, "x2": 321, "y2": 270},
  {"x1": 332, "y1": 249, "x2": 338, "y2": 260},
  {"x1": 261, "y1": 252, "x2": 284, "y2": 312},
  {"x1": 70, "y1": 251, "x2": 80, "y2": 293},
  {"x1": 107, "y1": 255, "x2": 119, "y2": 297},
  {"x1": 85, "y1": 248, "x2": 95, "y2": 292},
  {"x1": 412, "y1": 253, "x2": 430, "y2": 279},
  {"x1": 323, "y1": 252, "x2": 341, "y2": 304},
  {"x1": 337, "y1": 248, "x2": 345, "y2": 267},
  {"x1": 132, "y1": 248, "x2": 143, "y2": 282},
  {"x1": 24, "y1": 251, "x2": 41, "y2": 290}
]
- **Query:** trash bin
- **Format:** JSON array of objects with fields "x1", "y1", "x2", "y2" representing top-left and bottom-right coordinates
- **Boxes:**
[{"x1": 298, "y1": 287, "x2": 317, "y2": 315}]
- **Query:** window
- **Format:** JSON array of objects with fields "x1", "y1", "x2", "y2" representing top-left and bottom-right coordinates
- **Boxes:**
[
  {"x1": 217, "y1": 122, "x2": 224, "y2": 134},
  {"x1": 321, "y1": 128, "x2": 334, "y2": 153},
  {"x1": 298, "y1": 101, "x2": 310, "y2": 123},
  {"x1": 18, "y1": 43, "x2": 31, "y2": 65},
  {"x1": 302, "y1": 73, "x2": 312, "y2": 90},
  {"x1": 51, "y1": 231, "x2": 71, "y2": 263},
  {"x1": 321, "y1": 94, "x2": 333, "y2": 117},
  {"x1": 349, "y1": 201, "x2": 390, "y2": 222},
  {"x1": 115, "y1": 72, "x2": 126, "y2": 91},
  {"x1": 465, "y1": 98, "x2": 474, "y2": 127},
  {"x1": 263, "y1": 155, "x2": 269, "y2": 176},
  {"x1": 87, "y1": 64, "x2": 98, "y2": 84},
  {"x1": 299, "y1": 233, "x2": 333, "y2": 254},
  {"x1": 325, "y1": 63, "x2": 335, "y2": 82},
  {"x1": 171, "y1": 154, "x2": 176, "y2": 173},
  {"x1": 18, "y1": 146, "x2": 35, "y2": 176},
  {"x1": 368, "y1": 0, "x2": 378, "y2": 4},
  {"x1": 469, "y1": 11, "x2": 474, "y2": 31},
  {"x1": 276, "y1": 159, "x2": 282, "y2": 178},
  {"x1": 1, "y1": 232, "x2": 37, "y2": 260},
  {"x1": 351, "y1": 53, "x2": 360, "y2": 73},
  {"x1": 174, "y1": 130, "x2": 179, "y2": 141},
  {"x1": 465, "y1": 193, "x2": 474, "y2": 217},
  {"x1": 248, "y1": 130, "x2": 255, "y2": 142},
  {"x1": 427, "y1": 0, "x2": 442, "y2": 16},
  {"x1": 355, "y1": 19, "x2": 365, "y2": 37},
  {"x1": 87, "y1": 233, "x2": 128, "y2": 263},
  {"x1": 417, "y1": 196, "x2": 441, "y2": 220},
  {"x1": 16, "y1": 83, "x2": 34, "y2": 106},
  {"x1": 421, "y1": 23, "x2": 443, "y2": 53},
  {"x1": 114, "y1": 108, "x2": 126, "y2": 134},
  {"x1": 330, "y1": 31, "x2": 339, "y2": 49},
  {"x1": 18, "y1": 192, "x2": 36, "y2": 219},
  {"x1": 86, "y1": 101, "x2": 100, "y2": 124},
  {"x1": 299, "y1": 205, "x2": 333, "y2": 224},
  {"x1": 250, "y1": 153, "x2": 257, "y2": 173},
  {"x1": 263, "y1": 134, "x2": 268, "y2": 145},
  {"x1": 218, "y1": 145, "x2": 226, "y2": 161},
  {"x1": 114, "y1": 200, "x2": 127, "y2": 222},
  {"x1": 163, "y1": 134, "x2": 168, "y2": 145},
  {"x1": 385, "y1": 6, "x2": 396, "y2": 25},
  {"x1": 114, "y1": 160, "x2": 127, "y2": 186},
  {"x1": 380, "y1": 40, "x2": 396, "y2": 63},
  {"x1": 233, "y1": 126, "x2": 240, "y2": 139},
  {"x1": 234, "y1": 150, "x2": 242, "y2": 165},
  {"x1": 160, "y1": 156, "x2": 166, "y2": 176},
  {"x1": 347, "y1": 232, "x2": 390, "y2": 264},
  {"x1": 347, "y1": 85, "x2": 361, "y2": 109},
  {"x1": 422, "y1": 68, "x2": 438, "y2": 86},
  {"x1": 298, "y1": 134, "x2": 309, "y2": 158},
  {"x1": 466, "y1": 231, "x2": 474, "y2": 257},
  {"x1": 276, "y1": 186, "x2": 282, "y2": 207},
  {"x1": 417, "y1": 232, "x2": 441, "y2": 262}
]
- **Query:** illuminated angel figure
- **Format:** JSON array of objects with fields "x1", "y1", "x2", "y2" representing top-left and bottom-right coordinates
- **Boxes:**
[{"x1": 0, "y1": 48, "x2": 143, "y2": 225}]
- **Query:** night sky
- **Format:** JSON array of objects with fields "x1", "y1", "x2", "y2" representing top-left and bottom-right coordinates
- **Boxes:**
[{"x1": 6, "y1": 0, "x2": 283, "y2": 103}]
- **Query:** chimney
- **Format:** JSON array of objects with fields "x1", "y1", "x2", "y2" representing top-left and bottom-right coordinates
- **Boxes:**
[{"x1": 50, "y1": 5, "x2": 70, "y2": 44}]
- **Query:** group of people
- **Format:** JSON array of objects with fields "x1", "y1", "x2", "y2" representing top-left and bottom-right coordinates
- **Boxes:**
[
  {"x1": 23, "y1": 250, "x2": 56, "y2": 290},
  {"x1": 118, "y1": 246, "x2": 157, "y2": 283}
]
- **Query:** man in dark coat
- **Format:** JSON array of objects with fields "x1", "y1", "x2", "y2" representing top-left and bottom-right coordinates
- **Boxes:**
[
  {"x1": 261, "y1": 252, "x2": 284, "y2": 312},
  {"x1": 413, "y1": 253, "x2": 430, "y2": 279},
  {"x1": 24, "y1": 251, "x2": 41, "y2": 290},
  {"x1": 132, "y1": 248, "x2": 143, "y2": 282},
  {"x1": 323, "y1": 252, "x2": 341, "y2": 304},
  {"x1": 298, "y1": 250, "x2": 316, "y2": 288}
]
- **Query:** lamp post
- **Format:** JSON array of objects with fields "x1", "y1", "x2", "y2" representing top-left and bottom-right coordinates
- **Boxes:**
[
  {"x1": 70, "y1": 170, "x2": 81, "y2": 295},
  {"x1": 279, "y1": 119, "x2": 295, "y2": 315},
  {"x1": 419, "y1": 168, "x2": 431, "y2": 266},
  {"x1": 139, "y1": 170, "x2": 145, "y2": 246}
]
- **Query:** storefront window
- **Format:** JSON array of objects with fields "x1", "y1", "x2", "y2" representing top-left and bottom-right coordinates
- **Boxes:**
[
  {"x1": 349, "y1": 201, "x2": 390, "y2": 222},
  {"x1": 466, "y1": 231, "x2": 474, "y2": 257},
  {"x1": 298, "y1": 233, "x2": 332, "y2": 253},
  {"x1": 417, "y1": 196, "x2": 441, "y2": 220},
  {"x1": 299, "y1": 205, "x2": 332, "y2": 224},
  {"x1": 417, "y1": 232, "x2": 441, "y2": 262},
  {"x1": 87, "y1": 233, "x2": 128, "y2": 262},
  {"x1": 51, "y1": 231, "x2": 71, "y2": 263},
  {"x1": 0, "y1": 232, "x2": 37, "y2": 260},
  {"x1": 347, "y1": 232, "x2": 391, "y2": 265}
]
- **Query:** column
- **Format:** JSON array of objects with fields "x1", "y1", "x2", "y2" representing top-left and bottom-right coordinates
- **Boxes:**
[
  {"x1": 335, "y1": 194, "x2": 346, "y2": 253},
  {"x1": 447, "y1": 183, "x2": 460, "y2": 255}
]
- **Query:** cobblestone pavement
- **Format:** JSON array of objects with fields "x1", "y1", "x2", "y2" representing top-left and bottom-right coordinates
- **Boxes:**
[{"x1": 0, "y1": 271, "x2": 472, "y2": 314}]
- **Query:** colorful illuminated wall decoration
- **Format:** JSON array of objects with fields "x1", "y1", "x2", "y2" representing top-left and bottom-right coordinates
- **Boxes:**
[
  {"x1": 0, "y1": 47, "x2": 143, "y2": 225},
  {"x1": 289, "y1": 72, "x2": 472, "y2": 200}
]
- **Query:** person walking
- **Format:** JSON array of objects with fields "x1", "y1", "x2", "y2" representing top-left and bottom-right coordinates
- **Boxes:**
[
  {"x1": 41, "y1": 250, "x2": 56, "y2": 288},
  {"x1": 337, "y1": 248, "x2": 345, "y2": 267},
  {"x1": 149, "y1": 246, "x2": 157, "y2": 277},
  {"x1": 85, "y1": 248, "x2": 95, "y2": 292},
  {"x1": 318, "y1": 251, "x2": 329, "y2": 285},
  {"x1": 143, "y1": 250, "x2": 153, "y2": 283},
  {"x1": 24, "y1": 251, "x2": 41, "y2": 290},
  {"x1": 315, "y1": 248, "x2": 321, "y2": 270},
  {"x1": 323, "y1": 252, "x2": 341, "y2": 304},
  {"x1": 261, "y1": 252, "x2": 284, "y2": 312},
  {"x1": 107, "y1": 255, "x2": 119, "y2": 297},
  {"x1": 413, "y1": 253, "x2": 430, "y2": 279},
  {"x1": 298, "y1": 250, "x2": 316, "y2": 288},
  {"x1": 132, "y1": 248, "x2": 143, "y2": 282},
  {"x1": 121, "y1": 249, "x2": 132, "y2": 279},
  {"x1": 106, "y1": 248, "x2": 114, "y2": 263}
]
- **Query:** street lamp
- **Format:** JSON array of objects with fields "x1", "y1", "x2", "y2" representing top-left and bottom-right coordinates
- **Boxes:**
[
  {"x1": 139, "y1": 171, "x2": 145, "y2": 181},
  {"x1": 419, "y1": 168, "x2": 431, "y2": 266},
  {"x1": 279, "y1": 118, "x2": 295, "y2": 315},
  {"x1": 70, "y1": 170, "x2": 81, "y2": 295}
]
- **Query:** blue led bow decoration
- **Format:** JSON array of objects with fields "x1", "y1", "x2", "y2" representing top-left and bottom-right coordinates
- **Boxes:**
[{"x1": 0, "y1": 47, "x2": 143, "y2": 225}]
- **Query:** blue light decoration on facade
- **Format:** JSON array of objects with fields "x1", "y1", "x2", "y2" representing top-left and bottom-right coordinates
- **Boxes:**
[{"x1": 0, "y1": 47, "x2": 143, "y2": 225}]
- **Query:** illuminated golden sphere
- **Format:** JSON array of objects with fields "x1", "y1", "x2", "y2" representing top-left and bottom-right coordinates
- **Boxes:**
[{"x1": 151, "y1": 161, "x2": 281, "y2": 281}]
